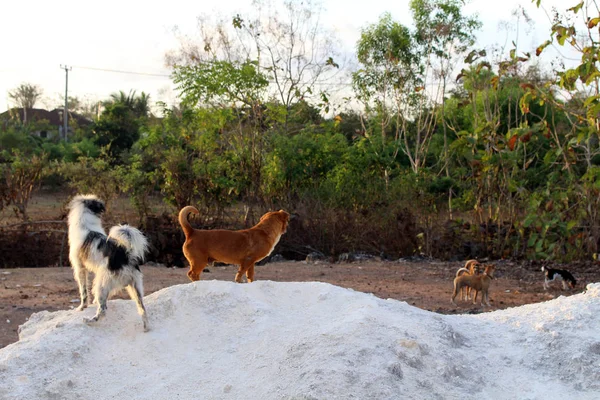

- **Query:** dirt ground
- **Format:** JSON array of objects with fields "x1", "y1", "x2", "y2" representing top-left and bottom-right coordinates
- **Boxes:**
[{"x1": 1, "y1": 259, "x2": 597, "y2": 349}]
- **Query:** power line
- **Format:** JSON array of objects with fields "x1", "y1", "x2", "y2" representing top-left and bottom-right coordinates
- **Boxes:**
[
  {"x1": 69, "y1": 64, "x2": 450, "y2": 87},
  {"x1": 72, "y1": 65, "x2": 171, "y2": 78}
]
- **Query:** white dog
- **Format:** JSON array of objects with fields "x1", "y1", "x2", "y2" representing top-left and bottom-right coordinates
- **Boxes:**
[{"x1": 67, "y1": 194, "x2": 150, "y2": 331}]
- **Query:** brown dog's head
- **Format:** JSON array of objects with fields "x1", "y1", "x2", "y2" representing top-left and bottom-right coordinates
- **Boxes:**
[
  {"x1": 260, "y1": 209, "x2": 291, "y2": 234},
  {"x1": 483, "y1": 264, "x2": 496, "y2": 278},
  {"x1": 276, "y1": 209, "x2": 290, "y2": 233},
  {"x1": 464, "y1": 260, "x2": 481, "y2": 275}
]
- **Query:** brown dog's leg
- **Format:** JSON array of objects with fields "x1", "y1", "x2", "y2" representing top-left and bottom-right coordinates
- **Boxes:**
[
  {"x1": 187, "y1": 267, "x2": 201, "y2": 281},
  {"x1": 484, "y1": 290, "x2": 491, "y2": 307},
  {"x1": 246, "y1": 264, "x2": 256, "y2": 283},
  {"x1": 235, "y1": 260, "x2": 253, "y2": 283},
  {"x1": 187, "y1": 257, "x2": 207, "y2": 282},
  {"x1": 234, "y1": 266, "x2": 244, "y2": 283},
  {"x1": 451, "y1": 279, "x2": 459, "y2": 305}
]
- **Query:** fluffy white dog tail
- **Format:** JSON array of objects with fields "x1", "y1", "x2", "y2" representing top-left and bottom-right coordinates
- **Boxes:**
[{"x1": 108, "y1": 225, "x2": 149, "y2": 264}]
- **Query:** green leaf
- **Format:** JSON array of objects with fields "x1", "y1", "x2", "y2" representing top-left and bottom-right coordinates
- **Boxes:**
[
  {"x1": 568, "y1": 2, "x2": 584, "y2": 14},
  {"x1": 508, "y1": 179, "x2": 519, "y2": 193},
  {"x1": 325, "y1": 57, "x2": 340, "y2": 68},
  {"x1": 528, "y1": 233, "x2": 538, "y2": 247},
  {"x1": 588, "y1": 17, "x2": 600, "y2": 28},
  {"x1": 543, "y1": 150, "x2": 556, "y2": 164},
  {"x1": 232, "y1": 15, "x2": 244, "y2": 29},
  {"x1": 583, "y1": 94, "x2": 600, "y2": 107},
  {"x1": 535, "y1": 239, "x2": 544, "y2": 252},
  {"x1": 523, "y1": 214, "x2": 537, "y2": 228}
]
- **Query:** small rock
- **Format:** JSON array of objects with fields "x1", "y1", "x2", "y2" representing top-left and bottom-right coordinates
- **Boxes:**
[
  {"x1": 144, "y1": 261, "x2": 159, "y2": 267},
  {"x1": 306, "y1": 251, "x2": 326, "y2": 263},
  {"x1": 338, "y1": 253, "x2": 355, "y2": 263},
  {"x1": 269, "y1": 254, "x2": 285, "y2": 263}
]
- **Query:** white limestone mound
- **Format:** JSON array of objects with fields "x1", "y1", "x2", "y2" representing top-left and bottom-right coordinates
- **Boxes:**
[{"x1": 1, "y1": 281, "x2": 600, "y2": 400}]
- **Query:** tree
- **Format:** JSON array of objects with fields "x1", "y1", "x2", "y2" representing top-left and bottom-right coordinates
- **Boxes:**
[
  {"x1": 57, "y1": 96, "x2": 101, "y2": 121},
  {"x1": 353, "y1": 13, "x2": 425, "y2": 177},
  {"x1": 91, "y1": 102, "x2": 141, "y2": 160},
  {"x1": 106, "y1": 90, "x2": 152, "y2": 118},
  {"x1": 3, "y1": 152, "x2": 48, "y2": 221},
  {"x1": 167, "y1": 0, "x2": 343, "y2": 129},
  {"x1": 8, "y1": 83, "x2": 43, "y2": 124},
  {"x1": 174, "y1": 60, "x2": 268, "y2": 109},
  {"x1": 89, "y1": 90, "x2": 154, "y2": 160},
  {"x1": 530, "y1": 0, "x2": 600, "y2": 256},
  {"x1": 410, "y1": 0, "x2": 480, "y2": 182}
]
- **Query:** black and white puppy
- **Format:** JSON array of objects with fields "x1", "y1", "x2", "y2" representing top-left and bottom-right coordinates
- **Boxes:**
[
  {"x1": 541, "y1": 266, "x2": 577, "y2": 291},
  {"x1": 68, "y1": 194, "x2": 150, "y2": 331}
]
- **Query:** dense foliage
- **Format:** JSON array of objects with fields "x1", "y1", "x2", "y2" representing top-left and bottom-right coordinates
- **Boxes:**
[{"x1": 1, "y1": 0, "x2": 598, "y2": 262}]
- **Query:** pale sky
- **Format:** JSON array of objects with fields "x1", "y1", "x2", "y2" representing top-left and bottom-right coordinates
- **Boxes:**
[{"x1": 0, "y1": 0, "x2": 576, "y2": 114}]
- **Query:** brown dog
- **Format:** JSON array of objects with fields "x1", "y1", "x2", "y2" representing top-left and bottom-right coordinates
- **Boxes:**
[
  {"x1": 455, "y1": 259, "x2": 481, "y2": 301},
  {"x1": 451, "y1": 264, "x2": 495, "y2": 307},
  {"x1": 179, "y1": 206, "x2": 290, "y2": 283}
]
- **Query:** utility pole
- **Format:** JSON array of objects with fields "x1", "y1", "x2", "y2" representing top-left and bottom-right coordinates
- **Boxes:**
[{"x1": 60, "y1": 65, "x2": 72, "y2": 141}]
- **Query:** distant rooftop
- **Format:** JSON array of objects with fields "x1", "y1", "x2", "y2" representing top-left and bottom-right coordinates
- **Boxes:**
[{"x1": 0, "y1": 107, "x2": 91, "y2": 127}]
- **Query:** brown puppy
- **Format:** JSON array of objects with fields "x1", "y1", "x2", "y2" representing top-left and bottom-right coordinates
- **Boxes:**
[
  {"x1": 455, "y1": 259, "x2": 481, "y2": 301},
  {"x1": 451, "y1": 264, "x2": 495, "y2": 307},
  {"x1": 179, "y1": 206, "x2": 290, "y2": 283}
]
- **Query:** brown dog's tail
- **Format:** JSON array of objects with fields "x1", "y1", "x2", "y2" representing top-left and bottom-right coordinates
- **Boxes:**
[{"x1": 178, "y1": 206, "x2": 199, "y2": 239}]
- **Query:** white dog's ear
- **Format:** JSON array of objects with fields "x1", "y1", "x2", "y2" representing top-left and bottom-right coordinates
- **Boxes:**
[{"x1": 289, "y1": 213, "x2": 298, "y2": 220}]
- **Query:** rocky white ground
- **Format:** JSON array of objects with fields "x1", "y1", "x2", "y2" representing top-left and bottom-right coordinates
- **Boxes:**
[{"x1": 1, "y1": 280, "x2": 599, "y2": 400}]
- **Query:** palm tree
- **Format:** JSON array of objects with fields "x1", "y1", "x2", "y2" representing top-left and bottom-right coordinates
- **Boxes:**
[
  {"x1": 134, "y1": 92, "x2": 151, "y2": 117},
  {"x1": 106, "y1": 90, "x2": 152, "y2": 118}
]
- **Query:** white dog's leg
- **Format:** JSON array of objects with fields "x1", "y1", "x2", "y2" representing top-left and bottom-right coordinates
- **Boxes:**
[
  {"x1": 84, "y1": 276, "x2": 109, "y2": 324},
  {"x1": 71, "y1": 260, "x2": 88, "y2": 311},
  {"x1": 126, "y1": 278, "x2": 149, "y2": 332},
  {"x1": 85, "y1": 295, "x2": 107, "y2": 324}
]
